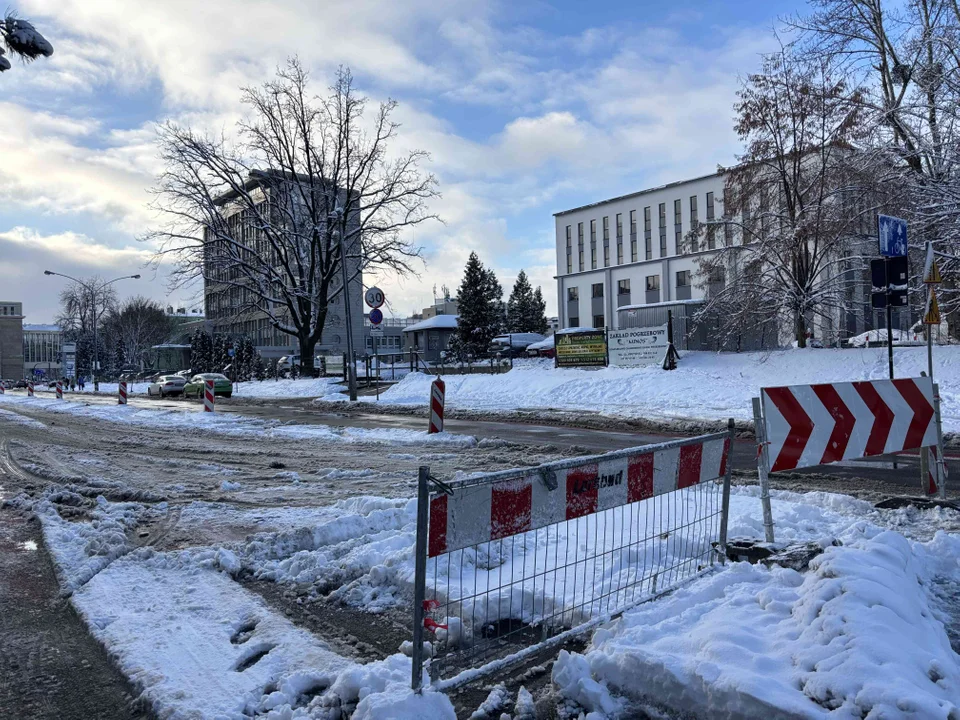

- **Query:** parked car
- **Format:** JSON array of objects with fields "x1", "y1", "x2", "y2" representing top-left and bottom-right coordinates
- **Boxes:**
[
  {"x1": 14, "y1": 380, "x2": 29, "y2": 389},
  {"x1": 182, "y1": 373, "x2": 233, "y2": 398},
  {"x1": 147, "y1": 375, "x2": 187, "y2": 398},
  {"x1": 488, "y1": 333, "x2": 546, "y2": 358},
  {"x1": 525, "y1": 335, "x2": 556, "y2": 358}
]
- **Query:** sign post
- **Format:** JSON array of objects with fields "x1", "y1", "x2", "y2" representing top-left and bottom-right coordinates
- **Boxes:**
[
  {"x1": 875, "y1": 214, "x2": 909, "y2": 379},
  {"x1": 366, "y1": 289, "x2": 385, "y2": 402}
]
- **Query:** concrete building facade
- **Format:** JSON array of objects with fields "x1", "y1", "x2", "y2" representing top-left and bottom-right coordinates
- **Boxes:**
[
  {"x1": 554, "y1": 173, "x2": 727, "y2": 332},
  {"x1": 22, "y1": 323, "x2": 62, "y2": 377},
  {"x1": 0, "y1": 301, "x2": 25, "y2": 380}
]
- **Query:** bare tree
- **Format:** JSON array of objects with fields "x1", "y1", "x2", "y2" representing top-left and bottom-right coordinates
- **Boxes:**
[
  {"x1": 101, "y1": 297, "x2": 174, "y2": 371},
  {"x1": 693, "y1": 48, "x2": 884, "y2": 348},
  {"x1": 55, "y1": 278, "x2": 118, "y2": 377},
  {"x1": 0, "y1": 11, "x2": 53, "y2": 73},
  {"x1": 145, "y1": 59, "x2": 439, "y2": 374}
]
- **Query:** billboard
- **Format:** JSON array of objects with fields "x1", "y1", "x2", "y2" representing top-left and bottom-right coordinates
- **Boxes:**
[
  {"x1": 555, "y1": 330, "x2": 607, "y2": 368},
  {"x1": 608, "y1": 324, "x2": 668, "y2": 367}
]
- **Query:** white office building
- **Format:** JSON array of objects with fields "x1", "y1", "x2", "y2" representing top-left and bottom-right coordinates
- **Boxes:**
[{"x1": 554, "y1": 172, "x2": 728, "y2": 332}]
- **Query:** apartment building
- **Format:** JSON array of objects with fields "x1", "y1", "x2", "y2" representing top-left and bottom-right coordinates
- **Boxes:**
[
  {"x1": 554, "y1": 172, "x2": 728, "y2": 331},
  {"x1": 0, "y1": 301, "x2": 25, "y2": 380}
]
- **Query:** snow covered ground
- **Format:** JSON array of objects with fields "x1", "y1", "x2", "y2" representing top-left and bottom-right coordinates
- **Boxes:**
[
  {"x1": 360, "y1": 346, "x2": 960, "y2": 432},
  {"x1": 56, "y1": 376, "x2": 347, "y2": 399}
]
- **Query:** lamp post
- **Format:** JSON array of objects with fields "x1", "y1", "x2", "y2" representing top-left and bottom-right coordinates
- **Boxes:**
[
  {"x1": 329, "y1": 205, "x2": 358, "y2": 401},
  {"x1": 43, "y1": 271, "x2": 140, "y2": 391}
]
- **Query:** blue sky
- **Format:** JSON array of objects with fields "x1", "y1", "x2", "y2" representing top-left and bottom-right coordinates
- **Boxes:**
[{"x1": 0, "y1": 0, "x2": 804, "y2": 323}]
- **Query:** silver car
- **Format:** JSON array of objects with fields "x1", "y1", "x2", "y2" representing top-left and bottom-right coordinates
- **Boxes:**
[{"x1": 147, "y1": 375, "x2": 186, "y2": 398}]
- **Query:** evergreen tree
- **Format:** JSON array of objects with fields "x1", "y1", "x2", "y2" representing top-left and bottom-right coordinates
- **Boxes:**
[
  {"x1": 212, "y1": 334, "x2": 231, "y2": 373},
  {"x1": 253, "y1": 354, "x2": 267, "y2": 381},
  {"x1": 190, "y1": 328, "x2": 213, "y2": 373},
  {"x1": 448, "y1": 252, "x2": 504, "y2": 359},
  {"x1": 531, "y1": 287, "x2": 548, "y2": 334}
]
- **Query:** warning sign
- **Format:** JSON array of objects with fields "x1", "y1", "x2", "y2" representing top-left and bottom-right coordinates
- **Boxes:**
[{"x1": 924, "y1": 288, "x2": 941, "y2": 325}]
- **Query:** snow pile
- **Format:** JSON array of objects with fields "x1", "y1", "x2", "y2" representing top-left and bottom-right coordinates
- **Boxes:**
[
  {"x1": 556, "y1": 526, "x2": 960, "y2": 718},
  {"x1": 233, "y1": 377, "x2": 345, "y2": 398},
  {"x1": 371, "y1": 346, "x2": 960, "y2": 431}
]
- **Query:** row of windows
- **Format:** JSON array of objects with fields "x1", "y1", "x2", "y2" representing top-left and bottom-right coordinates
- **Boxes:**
[
  {"x1": 1, "y1": 305, "x2": 20, "y2": 316},
  {"x1": 563, "y1": 191, "x2": 728, "y2": 274},
  {"x1": 566, "y1": 271, "x2": 690, "y2": 304}
]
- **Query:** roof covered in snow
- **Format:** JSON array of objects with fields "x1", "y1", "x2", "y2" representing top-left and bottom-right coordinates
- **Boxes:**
[
  {"x1": 402, "y1": 315, "x2": 459, "y2": 332},
  {"x1": 23, "y1": 324, "x2": 60, "y2": 332},
  {"x1": 617, "y1": 299, "x2": 704, "y2": 311}
]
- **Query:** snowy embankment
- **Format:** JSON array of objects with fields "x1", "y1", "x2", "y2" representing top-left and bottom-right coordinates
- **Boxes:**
[
  {"x1": 0, "y1": 393, "x2": 473, "y2": 448},
  {"x1": 62, "y1": 376, "x2": 346, "y2": 399},
  {"x1": 364, "y1": 346, "x2": 960, "y2": 432},
  {"x1": 18, "y1": 465, "x2": 960, "y2": 718}
]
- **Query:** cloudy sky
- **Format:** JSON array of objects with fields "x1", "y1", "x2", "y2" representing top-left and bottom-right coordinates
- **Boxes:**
[{"x1": 1, "y1": 0, "x2": 803, "y2": 323}]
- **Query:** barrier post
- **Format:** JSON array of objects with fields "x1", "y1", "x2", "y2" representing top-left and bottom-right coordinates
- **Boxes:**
[
  {"x1": 0, "y1": 384, "x2": 4, "y2": 394},
  {"x1": 718, "y1": 418, "x2": 735, "y2": 560},
  {"x1": 751, "y1": 397, "x2": 775, "y2": 543},
  {"x1": 428, "y1": 378, "x2": 445, "y2": 434},
  {"x1": 411, "y1": 465, "x2": 430, "y2": 692},
  {"x1": 56, "y1": 381, "x2": 63, "y2": 399},
  {"x1": 203, "y1": 379, "x2": 215, "y2": 412},
  {"x1": 934, "y1": 383, "x2": 948, "y2": 499},
  {"x1": 27, "y1": 382, "x2": 34, "y2": 397},
  {"x1": 118, "y1": 381, "x2": 128, "y2": 405}
]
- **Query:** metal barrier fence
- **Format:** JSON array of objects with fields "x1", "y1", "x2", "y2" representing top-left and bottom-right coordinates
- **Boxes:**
[{"x1": 411, "y1": 423, "x2": 735, "y2": 691}]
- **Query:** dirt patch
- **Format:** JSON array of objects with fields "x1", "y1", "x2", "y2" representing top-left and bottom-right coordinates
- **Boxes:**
[{"x1": 0, "y1": 510, "x2": 150, "y2": 719}]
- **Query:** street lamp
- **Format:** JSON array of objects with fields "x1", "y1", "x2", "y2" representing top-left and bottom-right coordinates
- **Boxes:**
[
  {"x1": 43, "y1": 271, "x2": 140, "y2": 391},
  {"x1": 329, "y1": 205, "x2": 358, "y2": 401}
]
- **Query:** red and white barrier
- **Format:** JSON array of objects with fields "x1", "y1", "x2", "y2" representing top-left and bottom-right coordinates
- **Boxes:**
[
  {"x1": 428, "y1": 378, "x2": 445, "y2": 434},
  {"x1": 118, "y1": 381, "x2": 128, "y2": 405},
  {"x1": 203, "y1": 379, "x2": 215, "y2": 412},
  {"x1": 56, "y1": 381, "x2": 63, "y2": 399},
  {"x1": 760, "y1": 377, "x2": 937, "y2": 472},
  {"x1": 0, "y1": 384, "x2": 5, "y2": 394},
  {"x1": 428, "y1": 434, "x2": 730, "y2": 557},
  {"x1": 27, "y1": 382, "x2": 34, "y2": 397}
]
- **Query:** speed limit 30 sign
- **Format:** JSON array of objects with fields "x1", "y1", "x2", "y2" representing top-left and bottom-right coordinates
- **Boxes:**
[{"x1": 364, "y1": 286, "x2": 385, "y2": 309}]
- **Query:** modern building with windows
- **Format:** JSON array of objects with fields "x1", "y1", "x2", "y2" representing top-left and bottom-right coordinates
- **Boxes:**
[
  {"x1": 23, "y1": 324, "x2": 62, "y2": 377},
  {"x1": 555, "y1": 172, "x2": 727, "y2": 332}
]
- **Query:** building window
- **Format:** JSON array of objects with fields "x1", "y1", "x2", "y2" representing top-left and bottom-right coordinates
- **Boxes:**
[
  {"x1": 565, "y1": 225, "x2": 572, "y2": 274},
  {"x1": 615, "y1": 213, "x2": 623, "y2": 264},
  {"x1": 569, "y1": 315, "x2": 580, "y2": 327},
  {"x1": 602, "y1": 216, "x2": 610, "y2": 267},
  {"x1": 646, "y1": 275, "x2": 660, "y2": 291},
  {"x1": 706, "y1": 191, "x2": 716, "y2": 250},
  {"x1": 568, "y1": 287, "x2": 579, "y2": 302},
  {"x1": 658, "y1": 203, "x2": 667, "y2": 258},
  {"x1": 644, "y1": 207, "x2": 652, "y2": 260},
  {"x1": 578, "y1": 222, "x2": 584, "y2": 271},
  {"x1": 689, "y1": 195, "x2": 699, "y2": 253},
  {"x1": 617, "y1": 279, "x2": 631, "y2": 295},
  {"x1": 592, "y1": 283, "x2": 604, "y2": 298},
  {"x1": 593, "y1": 314, "x2": 605, "y2": 329},
  {"x1": 590, "y1": 219, "x2": 597, "y2": 269},
  {"x1": 677, "y1": 270, "x2": 691, "y2": 287},
  {"x1": 630, "y1": 210, "x2": 638, "y2": 262}
]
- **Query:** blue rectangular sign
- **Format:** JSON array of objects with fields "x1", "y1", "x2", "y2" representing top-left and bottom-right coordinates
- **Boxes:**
[{"x1": 878, "y1": 214, "x2": 908, "y2": 257}]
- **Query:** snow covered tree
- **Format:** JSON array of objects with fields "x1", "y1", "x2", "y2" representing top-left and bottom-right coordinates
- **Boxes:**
[
  {"x1": 693, "y1": 48, "x2": 881, "y2": 348},
  {"x1": 146, "y1": 60, "x2": 439, "y2": 376},
  {"x1": 448, "y1": 253, "x2": 504, "y2": 358},
  {"x1": 507, "y1": 271, "x2": 549, "y2": 333},
  {"x1": 212, "y1": 335, "x2": 231, "y2": 373},
  {"x1": 0, "y1": 13, "x2": 53, "y2": 74}
]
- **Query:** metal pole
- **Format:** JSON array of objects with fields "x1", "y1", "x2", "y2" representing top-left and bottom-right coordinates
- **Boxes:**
[
  {"x1": 411, "y1": 466, "x2": 430, "y2": 692},
  {"x1": 335, "y1": 215, "x2": 358, "y2": 401},
  {"x1": 933, "y1": 383, "x2": 948, "y2": 500},
  {"x1": 885, "y1": 258, "x2": 894, "y2": 379},
  {"x1": 718, "y1": 418, "x2": 735, "y2": 562},
  {"x1": 752, "y1": 397, "x2": 776, "y2": 543},
  {"x1": 375, "y1": 334, "x2": 380, "y2": 401},
  {"x1": 927, "y1": 321, "x2": 934, "y2": 381}
]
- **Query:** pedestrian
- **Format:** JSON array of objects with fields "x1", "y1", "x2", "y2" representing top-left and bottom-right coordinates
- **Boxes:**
[
  {"x1": 70, "y1": 377, "x2": 76, "y2": 392},
  {"x1": 78, "y1": 375, "x2": 85, "y2": 391}
]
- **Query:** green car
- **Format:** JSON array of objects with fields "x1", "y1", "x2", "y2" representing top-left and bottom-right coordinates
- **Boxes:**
[{"x1": 183, "y1": 373, "x2": 233, "y2": 399}]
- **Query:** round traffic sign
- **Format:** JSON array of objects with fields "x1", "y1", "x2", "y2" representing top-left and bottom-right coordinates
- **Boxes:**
[
  {"x1": 369, "y1": 308, "x2": 384, "y2": 325},
  {"x1": 364, "y1": 286, "x2": 385, "y2": 309}
]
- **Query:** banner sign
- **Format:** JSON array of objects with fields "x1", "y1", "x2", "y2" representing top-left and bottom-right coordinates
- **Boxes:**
[
  {"x1": 555, "y1": 330, "x2": 607, "y2": 368},
  {"x1": 323, "y1": 354, "x2": 345, "y2": 375},
  {"x1": 608, "y1": 325, "x2": 668, "y2": 367}
]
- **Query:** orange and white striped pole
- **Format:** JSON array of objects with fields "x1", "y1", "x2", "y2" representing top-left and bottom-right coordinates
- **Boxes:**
[
  {"x1": 27, "y1": 382, "x2": 34, "y2": 397},
  {"x1": 428, "y1": 377, "x2": 445, "y2": 434},
  {"x1": 203, "y1": 378, "x2": 215, "y2": 412},
  {"x1": 56, "y1": 380, "x2": 63, "y2": 399},
  {"x1": 118, "y1": 381, "x2": 128, "y2": 405}
]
